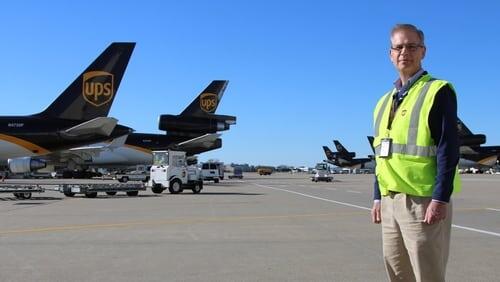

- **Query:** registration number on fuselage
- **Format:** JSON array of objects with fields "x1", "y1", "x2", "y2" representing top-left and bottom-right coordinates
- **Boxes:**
[{"x1": 8, "y1": 123, "x2": 24, "y2": 128}]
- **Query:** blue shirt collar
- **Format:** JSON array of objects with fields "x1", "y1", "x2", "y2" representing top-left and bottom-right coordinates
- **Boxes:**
[{"x1": 393, "y1": 69, "x2": 426, "y2": 100}]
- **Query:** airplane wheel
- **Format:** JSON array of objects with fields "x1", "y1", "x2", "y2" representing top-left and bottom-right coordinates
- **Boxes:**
[
  {"x1": 192, "y1": 181, "x2": 203, "y2": 194},
  {"x1": 168, "y1": 179, "x2": 183, "y2": 194},
  {"x1": 85, "y1": 192, "x2": 98, "y2": 198},
  {"x1": 106, "y1": 191, "x2": 117, "y2": 196},
  {"x1": 13, "y1": 193, "x2": 21, "y2": 199},
  {"x1": 214, "y1": 178, "x2": 219, "y2": 183},
  {"x1": 64, "y1": 192, "x2": 75, "y2": 197},
  {"x1": 126, "y1": 191, "x2": 139, "y2": 197}
]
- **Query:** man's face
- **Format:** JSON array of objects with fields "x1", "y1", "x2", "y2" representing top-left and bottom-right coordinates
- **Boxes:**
[{"x1": 390, "y1": 29, "x2": 426, "y2": 76}]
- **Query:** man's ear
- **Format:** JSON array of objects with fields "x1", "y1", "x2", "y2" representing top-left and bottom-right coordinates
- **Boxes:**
[{"x1": 422, "y1": 46, "x2": 426, "y2": 59}]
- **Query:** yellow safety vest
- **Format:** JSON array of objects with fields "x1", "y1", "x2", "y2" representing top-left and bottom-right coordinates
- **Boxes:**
[{"x1": 373, "y1": 74, "x2": 461, "y2": 197}]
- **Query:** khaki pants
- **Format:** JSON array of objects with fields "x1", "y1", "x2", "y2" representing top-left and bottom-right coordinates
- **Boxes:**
[{"x1": 381, "y1": 193, "x2": 452, "y2": 282}]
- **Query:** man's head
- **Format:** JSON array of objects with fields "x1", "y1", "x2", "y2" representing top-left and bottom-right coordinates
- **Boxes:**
[{"x1": 389, "y1": 24, "x2": 426, "y2": 79}]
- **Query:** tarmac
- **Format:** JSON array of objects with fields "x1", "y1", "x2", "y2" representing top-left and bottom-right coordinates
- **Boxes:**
[{"x1": 0, "y1": 173, "x2": 499, "y2": 282}]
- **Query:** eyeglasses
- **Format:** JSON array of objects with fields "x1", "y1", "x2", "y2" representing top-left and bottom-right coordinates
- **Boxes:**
[{"x1": 390, "y1": 43, "x2": 423, "y2": 53}]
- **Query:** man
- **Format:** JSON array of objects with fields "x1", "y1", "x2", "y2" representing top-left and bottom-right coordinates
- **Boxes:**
[{"x1": 371, "y1": 24, "x2": 461, "y2": 282}]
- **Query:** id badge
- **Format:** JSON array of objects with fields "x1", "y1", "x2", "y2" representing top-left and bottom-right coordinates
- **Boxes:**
[{"x1": 380, "y1": 138, "x2": 392, "y2": 158}]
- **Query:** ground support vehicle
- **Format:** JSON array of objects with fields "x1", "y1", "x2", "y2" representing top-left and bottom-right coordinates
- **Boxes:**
[
  {"x1": 0, "y1": 184, "x2": 45, "y2": 199},
  {"x1": 311, "y1": 163, "x2": 334, "y2": 182},
  {"x1": 228, "y1": 166, "x2": 243, "y2": 179},
  {"x1": 257, "y1": 167, "x2": 273, "y2": 175},
  {"x1": 201, "y1": 161, "x2": 224, "y2": 182},
  {"x1": 149, "y1": 150, "x2": 203, "y2": 194},
  {"x1": 58, "y1": 183, "x2": 145, "y2": 198},
  {"x1": 311, "y1": 174, "x2": 333, "y2": 182}
]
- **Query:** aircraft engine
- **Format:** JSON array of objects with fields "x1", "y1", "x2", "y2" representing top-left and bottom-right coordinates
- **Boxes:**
[
  {"x1": 158, "y1": 115, "x2": 230, "y2": 133},
  {"x1": 460, "y1": 134, "x2": 486, "y2": 146},
  {"x1": 8, "y1": 157, "x2": 47, "y2": 173}
]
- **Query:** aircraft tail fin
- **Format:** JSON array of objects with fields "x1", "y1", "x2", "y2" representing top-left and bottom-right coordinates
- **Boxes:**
[
  {"x1": 180, "y1": 80, "x2": 228, "y2": 117},
  {"x1": 322, "y1": 146, "x2": 336, "y2": 160},
  {"x1": 333, "y1": 140, "x2": 356, "y2": 159},
  {"x1": 367, "y1": 136, "x2": 375, "y2": 153},
  {"x1": 457, "y1": 118, "x2": 474, "y2": 137},
  {"x1": 36, "y1": 42, "x2": 135, "y2": 120}
]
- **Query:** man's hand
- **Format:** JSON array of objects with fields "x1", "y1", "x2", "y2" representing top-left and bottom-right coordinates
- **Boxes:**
[
  {"x1": 371, "y1": 201, "x2": 381, "y2": 224},
  {"x1": 424, "y1": 201, "x2": 447, "y2": 224}
]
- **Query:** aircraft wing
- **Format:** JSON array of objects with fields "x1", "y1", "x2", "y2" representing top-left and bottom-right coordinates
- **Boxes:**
[
  {"x1": 175, "y1": 133, "x2": 222, "y2": 150},
  {"x1": 61, "y1": 117, "x2": 118, "y2": 137},
  {"x1": 39, "y1": 135, "x2": 130, "y2": 164}
]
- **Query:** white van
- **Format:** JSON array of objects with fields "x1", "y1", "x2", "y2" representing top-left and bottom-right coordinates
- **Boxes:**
[{"x1": 201, "y1": 162, "x2": 224, "y2": 183}]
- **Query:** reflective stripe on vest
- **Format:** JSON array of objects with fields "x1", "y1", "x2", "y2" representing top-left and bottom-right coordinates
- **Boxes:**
[
  {"x1": 374, "y1": 92, "x2": 392, "y2": 137},
  {"x1": 374, "y1": 79, "x2": 436, "y2": 157}
]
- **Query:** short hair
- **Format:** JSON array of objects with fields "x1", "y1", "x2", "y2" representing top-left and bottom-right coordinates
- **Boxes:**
[{"x1": 391, "y1": 24, "x2": 425, "y2": 45}]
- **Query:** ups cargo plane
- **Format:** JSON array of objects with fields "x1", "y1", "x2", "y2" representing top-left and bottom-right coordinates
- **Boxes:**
[
  {"x1": 322, "y1": 140, "x2": 374, "y2": 169},
  {"x1": 457, "y1": 118, "x2": 500, "y2": 169},
  {"x1": 0, "y1": 42, "x2": 135, "y2": 173},
  {"x1": 45, "y1": 80, "x2": 236, "y2": 173}
]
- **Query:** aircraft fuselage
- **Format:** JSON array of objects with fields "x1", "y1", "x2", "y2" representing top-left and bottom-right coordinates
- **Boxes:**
[{"x1": 0, "y1": 116, "x2": 131, "y2": 162}]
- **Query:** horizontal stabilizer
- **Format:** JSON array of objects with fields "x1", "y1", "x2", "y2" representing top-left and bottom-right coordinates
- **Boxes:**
[
  {"x1": 176, "y1": 133, "x2": 221, "y2": 150},
  {"x1": 62, "y1": 117, "x2": 118, "y2": 137}
]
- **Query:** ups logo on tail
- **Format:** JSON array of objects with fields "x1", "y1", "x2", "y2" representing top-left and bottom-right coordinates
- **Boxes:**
[
  {"x1": 83, "y1": 71, "x2": 114, "y2": 107},
  {"x1": 200, "y1": 93, "x2": 218, "y2": 113}
]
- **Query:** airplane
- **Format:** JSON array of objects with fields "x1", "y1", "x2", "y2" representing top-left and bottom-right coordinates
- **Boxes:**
[
  {"x1": 50, "y1": 80, "x2": 236, "y2": 175},
  {"x1": 457, "y1": 118, "x2": 500, "y2": 170},
  {"x1": 322, "y1": 140, "x2": 374, "y2": 169},
  {"x1": 1, "y1": 42, "x2": 135, "y2": 174}
]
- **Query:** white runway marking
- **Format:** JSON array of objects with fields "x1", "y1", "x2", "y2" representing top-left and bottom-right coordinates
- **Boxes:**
[
  {"x1": 253, "y1": 183, "x2": 500, "y2": 238},
  {"x1": 486, "y1": 208, "x2": 500, "y2": 212},
  {"x1": 253, "y1": 183, "x2": 371, "y2": 211},
  {"x1": 347, "y1": 190, "x2": 362, "y2": 194}
]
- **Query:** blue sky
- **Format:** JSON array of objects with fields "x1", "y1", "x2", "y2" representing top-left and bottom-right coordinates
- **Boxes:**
[{"x1": 1, "y1": 1, "x2": 499, "y2": 167}]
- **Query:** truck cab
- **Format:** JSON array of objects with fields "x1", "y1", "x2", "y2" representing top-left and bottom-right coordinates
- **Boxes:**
[{"x1": 149, "y1": 150, "x2": 203, "y2": 194}]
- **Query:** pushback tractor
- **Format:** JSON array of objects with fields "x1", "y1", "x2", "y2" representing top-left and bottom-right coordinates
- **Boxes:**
[{"x1": 149, "y1": 150, "x2": 203, "y2": 194}]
